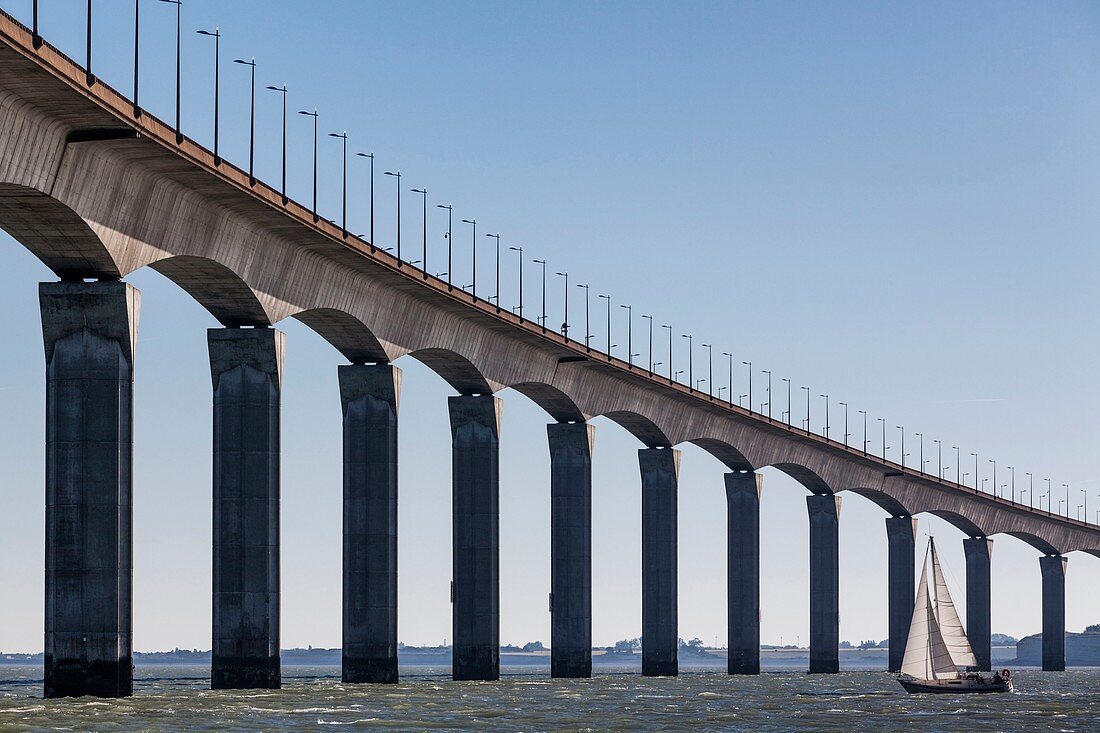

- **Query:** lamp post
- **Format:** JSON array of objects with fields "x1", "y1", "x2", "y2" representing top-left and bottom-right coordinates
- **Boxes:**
[
  {"x1": 298, "y1": 109, "x2": 318, "y2": 218},
  {"x1": 859, "y1": 410, "x2": 868, "y2": 455},
  {"x1": 411, "y1": 188, "x2": 427, "y2": 275},
  {"x1": 761, "y1": 370, "x2": 771, "y2": 418},
  {"x1": 722, "y1": 352, "x2": 734, "y2": 406},
  {"x1": 196, "y1": 28, "x2": 221, "y2": 162},
  {"x1": 486, "y1": 233, "x2": 501, "y2": 309},
  {"x1": 896, "y1": 426, "x2": 904, "y2": 468},
  {"x1": 32, "y1": 0, "x2": 41, "y2": 48},
  {"x1": 643, "y1": 315, "x2": 654, "y2": 372},
  {"x1": 462, "y1": 219, "x2": 476, "y2": 296},
  {"x1": 878, "y1": 418, "x2": 887, "y2": 460},
  {"x1": 801, "y1": 386, "x2": 811, "y2": 432},
  {"x1": 782, "y1": 378, "x2": 792, "y2": 424},
  {"x1": 532, "y1": 258, "x2": 546, "y2": 326},
  {"x1": 383, "y1": 171, "x2": 401, "y2": 260},
  {"x1": 234, "y1": 58, "x2": 257, "y2": 183},
  {"x1": 599, "y1": 295, "x2": 612, "y2": 356},
  {"x1": 555, "y1": 271, "x2": 569, "y2": 337},
  {"x1": 1063, "y1": 483, "x2": 1070, "y2": 518},
  {"x1": 989, "y1": 459, "x2": 997, "y2": 498},
  {"x1": 268, "y1": 85, "x2": 288, "y2": 200},
  {"x1": 682, "y1": 334, "x2": 693, "y2": 391},
  {"x1": 954, "y1": 446, "x2": 961, "y2": 484},
  {"x1": 821, "y1": 395, "x2": 830, "y2": 439},
  {"x1": 662, "y1": 325, "x2": 673, "y2": 381},
  {"x1": 159, "y1": 0, "x2": 182, "y2": 143},
  {"x1": 1026, "y1": 472, "x2": 1033, "y2": 508},
  {"x1": 85, "y1": 0, "x2": 95, "y2": 85},
  {"x1": 132, "y1": 0, "x2": 140, "y2": 115},
  {"x1": 578, "y1": 285, "x2": 592, "y2": 348},
  {"x1": 933, "y1": 439, "x2": 942, "y2": 478},
  {"x1": 970, "y1": 452, "x2": 979, "y2": 491},
  {"x1": 509, "y1": 246, "x2": 523, "y2": 317},
  {"x1": 915, "y1": 432, "x2": 924, "y2": 474},
  {"x1": 1007, "y1": 466, "x2": 1014, "y2": 502},
  {"x1": 329, "y1": 132, "x2": 348, "y2": 237},
  {"x1": 839, "y1": 402, "x2": 849, "y2": 446},
  {"x1": 437, "y1": 203, "x2": 452, "y2": 285},
  {"x1": 704, "y1": 341, "x2": 712, "y2": 394},
  {"x1": 618, "y1": 305, "x2": 634, "y2": 366},
  {"x1": 742, "y1": 361, "x2": 752, "y2": 413},
  {"x1": 357, "y1": 152, "x2": 376, "y2": 246}
]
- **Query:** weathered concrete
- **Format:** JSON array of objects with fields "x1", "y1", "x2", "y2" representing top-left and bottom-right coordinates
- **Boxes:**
[
  {"x1": 726, "y1": 471, "x2": 762, "y2": 674},
  {"x1": 1040, "y1": 554, "x2": 1067, "y2": 672},
  {"x1": 640, "y1": 447, "x2": 679, "y2": 677},
  {"x1": 449, "y1": 395, "x2": 502, "y2": 681},
  {"x1": 209, "y1": 327, "x2": 284, "y2": 690},
  {"x1": 548, "y1": 421, "x2": 594, "y2": 678},
  {"x1": 40, "y1": 281, "x2": 139, "y2": 699},
  {"x1": 807, "y1": 493, "x2": 841, "y2": 674},
  {"x1": 340, "y1": 364, "x2": 401, "y2": 684},
  {"x1": 963, "y1": 536, "x2": 993, "y2": 671},
  {"x1": 886, "y1": 516, "x2": 917, "y2": 673}
]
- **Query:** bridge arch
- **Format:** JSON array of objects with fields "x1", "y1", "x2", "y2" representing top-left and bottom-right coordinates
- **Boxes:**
[
  {"x1": 600, "y1": 409, "x2": 672, "y2": 448},
  {"x1": 922, "y1": 509, "x2": 986, "y2": 539},
  {"x1": 290, "y1": 307, "x2": 389, "y2": 364},
  {"x1": 682, "y1": 437, "x2": 753, "y2": 472},
  {"x1": 508, "y1": 381, "x2": 586, "y2": 423},
  {"x1": 1003, "y1": 531, "x2": 1061, "y2": 556},
  {"x1": 407, "y1": 347, "x2": 493, "y2": 396},
  {"x1": 146, "y1": 254, "x2": 270, "y2": 326},
  {"x1": 838, "y1": 486, "x2": 910, "y2": 517},
  {"x1": 769, "y1": 461, "x2": 834, "y2": 495},
  {"x1": 0, "y1": 182, "x2": 119, "y2": 279}
]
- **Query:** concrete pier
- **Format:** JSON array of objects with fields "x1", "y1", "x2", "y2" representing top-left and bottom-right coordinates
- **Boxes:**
[
  {"x1": 548, "y1": 422, "x2": 594, "y2": 678},
  {"x1": 340, "y1": 364, "x2": 401, "y2": 683},
  {"x1": 807, "y1": 493, "x2": 840, "y2": 674},
  {"x1": 40, "y1": 281, "x2": 140, "y2": 699},
  {"x1": 449, "y1": 395, "x2": 502, "y2": 681},
  {"x1": 209, "y1": 327, "x2": 284, "y2": 690},
  {"x1": 640, "y1": 447, "x2": 680, "y2": 677},
  {"x1": 963, "y1": 536, "x2": 992, "y2": 671},
  {"x1": 726, "y1": 471, "x2": 762, "y2": 674},
  {"x1": 1040, "y1": 554, "x2": 1067, "y2": 672},
  {"x1": 886, "y1": 516, "x2": 917, "y2": 673}
]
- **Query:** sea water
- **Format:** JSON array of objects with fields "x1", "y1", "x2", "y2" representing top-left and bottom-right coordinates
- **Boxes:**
[{"x1": 2, "y1": 664, "x2": 1098, "y2": 732}]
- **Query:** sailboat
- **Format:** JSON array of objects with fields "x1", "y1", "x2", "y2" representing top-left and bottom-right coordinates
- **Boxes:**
[{"x1": 897, "y1": 538, "x2": 1012, "y2": 693}]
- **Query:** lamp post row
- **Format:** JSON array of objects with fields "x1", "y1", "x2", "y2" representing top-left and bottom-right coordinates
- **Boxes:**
[{"x1": 53, "y1": 0, "x2": 1089, "y2": 524}]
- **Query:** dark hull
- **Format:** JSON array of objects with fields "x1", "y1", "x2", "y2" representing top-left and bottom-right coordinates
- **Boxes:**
[{"x1": 898, "y1": 677, "x2": 1010, "y2": 694}]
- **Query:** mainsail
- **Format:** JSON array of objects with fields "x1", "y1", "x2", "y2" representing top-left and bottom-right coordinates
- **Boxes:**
[
  {"x1": 900, "y1": 544, "x2": 958, "y2": 679},
  {"x1": 929, "y1": 539, "x2": 978, "y2": 668}
]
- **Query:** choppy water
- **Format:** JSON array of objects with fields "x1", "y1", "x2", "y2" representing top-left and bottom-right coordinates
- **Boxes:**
[{"x1": 2, "y1": 664, "x2": 1099, "y2": 732}]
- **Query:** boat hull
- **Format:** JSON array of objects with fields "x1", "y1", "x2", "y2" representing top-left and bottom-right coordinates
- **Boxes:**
[{"x1": 898, "y1": 676, "x2": 1011, "y2": 694}]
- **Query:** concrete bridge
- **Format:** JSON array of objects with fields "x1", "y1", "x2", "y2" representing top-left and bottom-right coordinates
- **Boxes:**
[{"x1": 0, "y1": 10, "x2": 1094, "y2": 698}]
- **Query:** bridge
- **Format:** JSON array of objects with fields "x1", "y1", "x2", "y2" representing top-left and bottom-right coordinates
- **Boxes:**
[{"x1": 0, "y1": 8, "x2": 1094, "y2": 698}]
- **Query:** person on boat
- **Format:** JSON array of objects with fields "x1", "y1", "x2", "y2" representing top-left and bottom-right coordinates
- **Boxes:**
[{"x1": 991, "y1": 671, "x2": 1003, "y2": 685}]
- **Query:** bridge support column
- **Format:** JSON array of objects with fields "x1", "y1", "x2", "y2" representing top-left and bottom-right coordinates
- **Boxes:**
[
  {"x1": 963, "y1": 536, "x2": 992, "y2": 671},
  {"x1": 548, "y1": 421, "x2": 594, "y2": 678},
  {"x1": 41, "y1": 281, "x2": 139, "y2": 699},
  {"x1": 1040, "y1": 554, "x2": 1067, "y2": 672},
  {"x1": 726, "y1": 471, "x2": 762, "y2": 675},
  {"x1": 450, "y1": 395, "x2": 502, "y2": 681},
  {"x1": 807, "y1": 493, "x2": 840, "y2": 674},
  {"x1": 640, "y1": 447, "x2": 679, "y2": 677},
  {"x1": 886, "y1": 516, "x2": 917, "y2": 673},
  {"x1": 209, "y1": 327, "x2": 284, "y2": 690},
  {"x1": 340, "y1": 364, "x2": 400, "y2": 683}
]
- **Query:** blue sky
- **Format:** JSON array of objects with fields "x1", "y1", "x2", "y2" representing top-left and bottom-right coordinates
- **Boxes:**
[{"x1": 0, "y1": 0, "x2": 1098, "y2": 652}]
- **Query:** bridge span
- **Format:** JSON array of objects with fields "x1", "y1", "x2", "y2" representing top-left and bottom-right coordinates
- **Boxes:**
[{"x1": 0, "y1": 10, "x2": 1094, "y2": 697}]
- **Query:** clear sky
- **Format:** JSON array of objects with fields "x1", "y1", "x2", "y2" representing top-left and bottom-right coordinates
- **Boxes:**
[{"x1": 0, "y1": 0, "x2": 1098, "y2": 653}]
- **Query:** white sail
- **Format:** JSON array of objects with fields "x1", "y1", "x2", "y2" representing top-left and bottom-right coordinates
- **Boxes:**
[
  {"x1": 900, "y1": 544, "x2": 958, "y2": 680},
  {"x1": 929, "y1": 539, "x2": 978, "y2": 668}
]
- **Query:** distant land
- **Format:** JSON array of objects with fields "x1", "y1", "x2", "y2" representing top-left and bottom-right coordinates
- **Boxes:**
[{"x1": 1013, "y1": 625, "x2": 1100, "y2": 666}]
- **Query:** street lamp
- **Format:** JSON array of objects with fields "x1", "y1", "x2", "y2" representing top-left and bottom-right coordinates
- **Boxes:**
[
  {"x1": 642, "y1": 315, "x2": 654, "y2": 372},
  {"x1": 357, "y1": 152, "x2": 376, "y2": 246},
  {"x1": 1063, "y1": 483, "x2": 1070, "y2": 518},
  {"x1": 878, "y1": 418, "x2": 887, "y2": 460},
  {"x1": 782, "y1": 378, "x2": 792, "y2": 425},
  {"x1": 970, "y1": 452, "x2": 979, "y2": 491},
  {"x1": 1007, "y1": 466, "x2": 1015, "y2": 502},
  {"x1": 761, "y1": 370, "x2": 772, "y2": 418},
  {"x1": 159, "y1": 0, "x2": 183, "y2": 143},
  {"x1": 662, "y1": 325, "x2": 673, "y2": 381},
  {"x1": 801, "y1": 386, "x2": 811, "y2": 432},
  {"x1": 486, "y1": 233, "x2": 501, "y2": 309},
  {"x1": 622, "y1": 305, "x2": 635, "y2": 366},
  {"x1": 436, "y1": 203, "x2": 452, "y2": 285},
  {"x1": 578, "y1": 285, "x2": 592, "y2": 348},
  {"x1": 196, "y1": 28, "x2": 221, "y2": 163},
  {"x1": 989, "y1": 459, "x2": 997, "y2": 498},
  {"x1": 896, "y1": 426, "x2": 905, "y2": 468},
  {"x1": 462, "y1": 219, "x2": 477, "y2": 296},
  {"x1": 532, "y1": 258, "x2": 547, "y2": 326},
  {"x1": 915, "y1": 432, "x2": 924, "y2": 475},
  {"x1": 701, "y1": 343, "x2": 713, "y2": 396},
  {"x1": 722, "y1": 352, "x2": 734, "y2": 406},
  {"x1": 233, "y1": 58, "x2": 257, "y2": 183},
  {"x1": 933, "y1": 439, "x2": 942, "y2": 478},
  {"x1": 85, "y1": 0, "x2": 95, "y2": 85},
  {"x1": 821, "y1": 394, "x2": 829, "y2": 439},
  {"x1": 411, "y1": 188, "x2": 427, "y2": 276},
  {"x1": 599, "y1": 295, "x2": 612, "y2": 356},
  {"x1": 742, "y1": 362, "x2": 752, "y2": 413},
  {"x1": 1026, "y1": 472, "x2": 1034, "y2": 508},
  {"x1": 132, "y1": 0, "x2": 141, "y2": 115},
  {"x1": 297, "y1": 109, "x2": 319, "y2": 218},
  {"x1": 509, "y1": 246, "x2": 524, "y2": 317},
  {"x1": 953, "y1": 446, "x2": 961, "y2": 484},
  {"x1": 383, "y1": 171, "x2": 401, "y2": 260},
  {"x1": 839, "y1": 402, "x2": 849, "y2": 446},
  {"x1": 265, "y1": 85, "x2": 288, "y2": 199},
  {"x1": 682, "y1": 334, "x2": 694, "y2": 391},
  {"x1": 555, "y1": 271, "x2": 569, "y2": 337},
  {"x1": 329, "y1": 132, "x2": 349, "y2": 237},
  {"x1": 859, "y1": 410, "x2": 868, "y2": 455}
]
